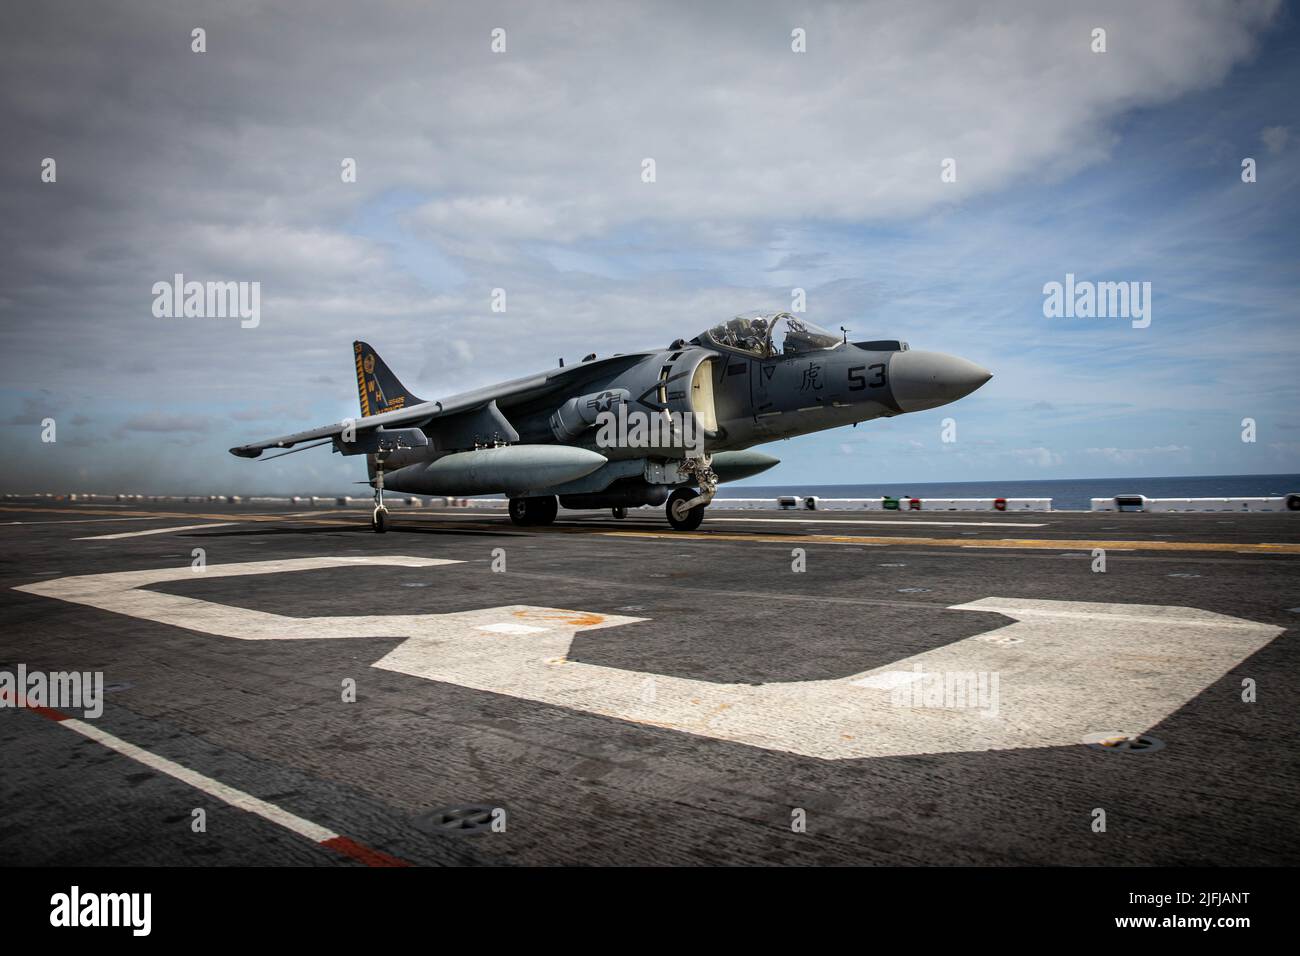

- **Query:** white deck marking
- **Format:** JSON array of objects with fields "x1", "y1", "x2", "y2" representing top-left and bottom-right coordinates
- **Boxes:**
[
  {"x1": 4, "y1": 517, "x2": 187, "y2": 526},
  {"x1": 374, "y1": 596, "x2": 1281, "y2": 759},
  {"x1": 15, "y1": 558, "x2": 1283, "y2": 760},
  {"x1": 63, "y1": 718, "x2": 337, "y2": 842},
  {"x1": 419, "y1": 511, "x2": 510, "y2": 518},
  {"x1": 15, "y1": 556, "x2": 460, "y2": 640},
  {"x1": 476, "y1": 621, "x2": 548, "y2": 635},
  {"x1": 75, "y1": 522, "x2": 237, "y2": 540}
]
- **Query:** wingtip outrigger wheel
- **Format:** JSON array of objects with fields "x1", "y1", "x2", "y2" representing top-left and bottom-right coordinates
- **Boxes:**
[{"x1": 371, "y1": 456, "x2": 390, "y2": 533}]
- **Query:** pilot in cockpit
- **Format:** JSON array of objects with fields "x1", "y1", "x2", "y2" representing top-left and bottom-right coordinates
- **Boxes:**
[{"x1": 722, "y1": 316, "x2": 764, "y2": 356}]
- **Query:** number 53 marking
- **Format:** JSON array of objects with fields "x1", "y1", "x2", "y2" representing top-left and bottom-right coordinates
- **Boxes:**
[{"x1": 848, "y1": 363, "x2": 886, "y2": 390}]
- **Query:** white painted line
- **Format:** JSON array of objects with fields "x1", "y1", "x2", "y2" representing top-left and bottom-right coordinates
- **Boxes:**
[
  {"x1": 4, "y1": 517, "x2": 189, "y2": 527},
  {"x1": 15, "y1": 556, "x2": 463, "y2": 641},
  {"x1": 476, "y1": 622, "x2": 548, "y2": 635},
  {"x1": 19, "y1": 559, "x2": 1283, "y2": 761},
  {"x1": 64, "y1": 718, "x2": 338, "y2": 842},
  {"x1": 0, "y1": 690, "x2": 408, "y2": 865},
  {"x1": 710, "y1": 517, "x2": 1047, "y2": 528},
  {"x1": 374, "y1": 596, "x2": 1282, "y2": 759},
  {"x1": 947, "y1": 597, "x2": 1274, "y2": 630},
  {"x1": 75, "y1": 522, "x2": 237, "y2": 540},
  {"x1": 414, "y1": 511, "x2": 510, "y2": 518},
  {"x1": 852, "y1": 671, "x2": 923, "y2": 690}
]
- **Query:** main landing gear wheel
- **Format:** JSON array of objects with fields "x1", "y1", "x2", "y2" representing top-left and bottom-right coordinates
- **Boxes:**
[
  {"x1": 666, "y1": 487, "x2": 706, "y2": 531},
  {"x1": 372, "y1": 507, "x2": 389, "y2": 533},
  {"x1": 611, "y1": 506, "x2": 627, "y2": 520},
  {"x1": 508, "y1": 495, "x2": 558, "y2": 527},
  {"x1": 508, "y1": 498, "x2": 528, "y2": 525}
]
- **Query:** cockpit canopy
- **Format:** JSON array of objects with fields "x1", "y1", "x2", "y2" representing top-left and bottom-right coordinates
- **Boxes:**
[{"x1": 695, "y1": 312, "x2": 842, "y2": 358}]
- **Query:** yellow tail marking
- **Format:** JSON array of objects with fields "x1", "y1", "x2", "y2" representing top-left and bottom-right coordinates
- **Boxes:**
[{"x1": 355, "y1": 348, "x2": 371, "y2": 417}]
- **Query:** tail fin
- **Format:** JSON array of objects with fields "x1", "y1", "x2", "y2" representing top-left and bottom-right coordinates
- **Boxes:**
[{"x1": 353, "y1": 341, "x2": 425, "y2": 418}]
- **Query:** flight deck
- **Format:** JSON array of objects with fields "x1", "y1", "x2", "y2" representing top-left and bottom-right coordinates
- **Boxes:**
[{"x1": 1, "y1": 501, "x2": 1296, "y2": 866}]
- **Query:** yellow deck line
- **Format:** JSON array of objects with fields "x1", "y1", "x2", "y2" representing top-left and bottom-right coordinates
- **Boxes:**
[
  {"x1": 5, "y1": 507, "x2": 1298, "y2": 553},
  {"x1": 598, "y1": 530, "x2": 1300, "y2": 554}
]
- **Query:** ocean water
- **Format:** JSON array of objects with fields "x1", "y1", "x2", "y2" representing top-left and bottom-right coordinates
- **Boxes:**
[{"x1": 717, "y1": 473, "x2": 1300, "y2": 512}]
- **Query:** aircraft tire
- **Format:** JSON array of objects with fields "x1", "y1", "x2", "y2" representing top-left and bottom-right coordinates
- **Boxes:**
[
  {"x1": 372, "y1": 508, "x2": 388, "y2": 533},
  {"x1": 510, "y1": 496, "x2": 557, "y2": 526},
  {"x1": 612, "y1": 506, "x2": 627, "y2": 519},
  {"x1": 666, "y1": 488, "x2": 705, "y2": 531},
  {"x1": 529, "y1": 495, "x2": 558, "y2": 525},
  {"x1": 508, "y1": 498, "x2": 531, "y2": 526}
]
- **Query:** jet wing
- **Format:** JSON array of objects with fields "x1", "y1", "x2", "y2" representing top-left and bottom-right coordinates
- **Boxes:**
[
  {"x1": 229, "y1": 350, "x2": 658, "y2": 458},
  {"x1": 228, "y1": 402, "x2": 443, "y2": 458},
  {"x1": 427, "y1": 350, "x2": 658, "y2": 413}
]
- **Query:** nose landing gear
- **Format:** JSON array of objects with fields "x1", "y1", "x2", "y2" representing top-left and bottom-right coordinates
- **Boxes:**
[
  {"x1": 665, "y1": 488, "x2": 705, "y2": 530},
  {"x1": 665, "y1": 455, "x2": 717, "y2": 531}
]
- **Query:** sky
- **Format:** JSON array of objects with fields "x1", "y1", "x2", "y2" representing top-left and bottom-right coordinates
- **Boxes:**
[{"x1": 1, "y1": 0, "x2": 1297, "y2": 495}]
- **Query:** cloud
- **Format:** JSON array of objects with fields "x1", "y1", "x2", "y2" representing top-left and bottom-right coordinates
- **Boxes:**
[
  {"x1": 115, "y1": 413, "x2": 211, "y2": 435},
  {"x1": 1012, "y1": 447, "x2": 1063, "y2": 468},
  {"x1": 1084, "y1": 444, "x2": 1190, "y2": 465},
  {"x1": 4, "y1": 396, "x2": 59, "y2": 426},
  {"x1": 767, "y1": 252, "x2": 830, "y2": 272},
  {"x1": 0, "y1": 0, "x2": 1292, "y2": 492},
  {"x1": 1261, "y1": 125, "x2": 1289, "y2": 154},
  {"x1": 230, "y1": 404, "x2": 309, "y2": 422}
]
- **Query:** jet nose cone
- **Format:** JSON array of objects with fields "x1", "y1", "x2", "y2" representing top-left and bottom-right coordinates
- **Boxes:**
[{"x1": 889, "y1": 350, "x2": 992, "y2": 413}]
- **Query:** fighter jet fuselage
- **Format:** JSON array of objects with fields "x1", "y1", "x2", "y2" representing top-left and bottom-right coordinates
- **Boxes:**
[{"x1": 230, "y1": 313, "x2": 991, "y2": 531}]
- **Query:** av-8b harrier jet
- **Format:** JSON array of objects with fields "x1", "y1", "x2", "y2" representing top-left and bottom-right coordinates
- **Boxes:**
[{"x1": 230, "y1": 313, "x2": 991, "y2": 532}]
